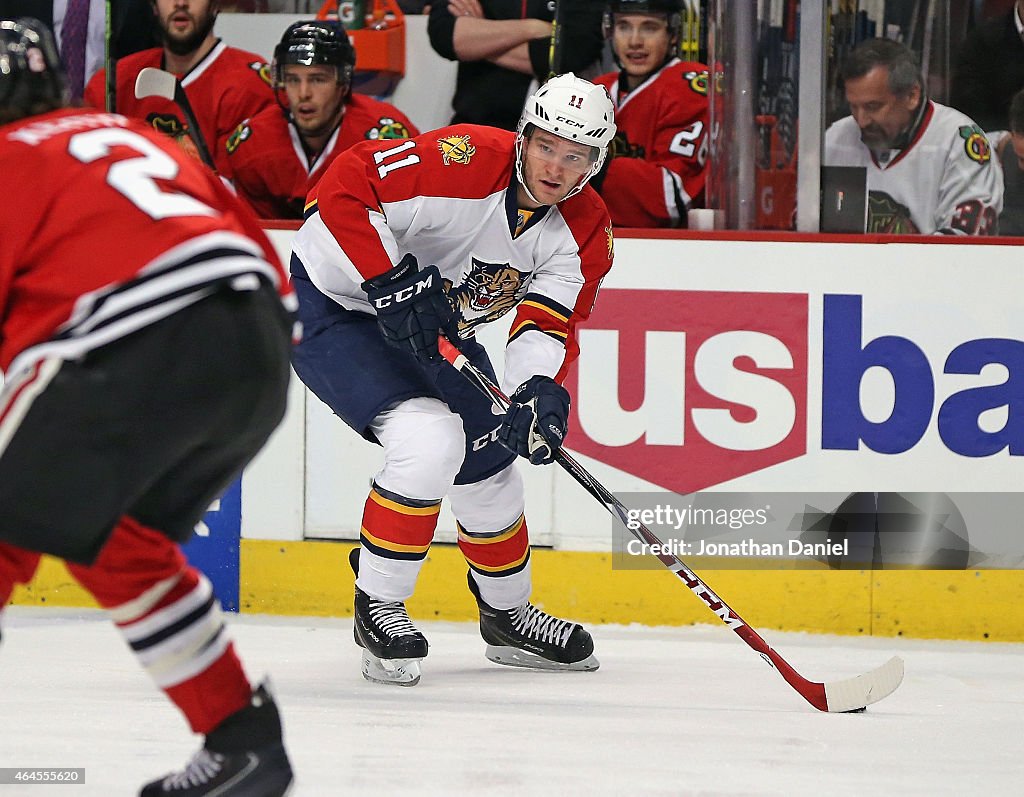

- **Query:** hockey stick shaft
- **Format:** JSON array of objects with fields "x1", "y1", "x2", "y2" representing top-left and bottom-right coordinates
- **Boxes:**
[
  {"x1": 104, "y1": 0, "x2": 114, "y2": 112},
  {"x1": 437, "y1": 336, "x2": 903, "y2": 712},
  {"x1": 547, "y1": 0, "x2": 564, "y2": 78},
  {"x1": 171, "y1": 82, "x2": 216, "y2": 170}
]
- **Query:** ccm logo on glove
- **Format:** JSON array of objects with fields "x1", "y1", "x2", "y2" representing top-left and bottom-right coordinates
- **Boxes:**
[
  {"x1": 370, "y1": 271, "x2": 437, "y2": 309},
  {"x1": 362, "y1": 253, "x2": 454, "y2": 363}
]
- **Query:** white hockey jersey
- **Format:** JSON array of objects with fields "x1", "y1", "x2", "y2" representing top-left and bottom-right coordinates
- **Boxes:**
[
  {"x1": 292, "y1": 124, "x2": 615, "y2": 393},
  {"x1": 824, "y1": 100, "x2": 1003, "y2": 235}
]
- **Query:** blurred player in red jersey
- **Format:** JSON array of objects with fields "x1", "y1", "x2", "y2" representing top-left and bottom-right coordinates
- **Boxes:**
[
  {"x1": 0, "y1": 19, "x2": 294, "y2": 796},
  {"x1": 83, "y1": 0, "x2": 275, "y2": 173},
  {"x1": 290, "y1": 73, "x2": 615, "y2": 687},
  {"x1": 224, "y1": 20, "x2": 418, "y2": 220},
  {"x1": 592, "y1": 0, "x2": 710, "y2": 227}
]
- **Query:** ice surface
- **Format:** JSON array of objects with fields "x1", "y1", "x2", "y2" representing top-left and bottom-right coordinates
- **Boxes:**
[{"x1": 1, "y1": 607, "x2": 1021, "y2": 795}]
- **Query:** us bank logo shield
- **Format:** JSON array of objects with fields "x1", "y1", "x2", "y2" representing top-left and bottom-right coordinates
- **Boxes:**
[{"x1": 563, "y1": 289, "x2": 809, "y2": 494}]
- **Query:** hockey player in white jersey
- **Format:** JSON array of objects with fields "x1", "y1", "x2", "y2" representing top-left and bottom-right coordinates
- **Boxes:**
[
  {"x1": 290, "y1": 74, "x2": 616, "y2": 685},
  {"x1": 825, "y1": 38, "x2": 1003, "y2": 235}
]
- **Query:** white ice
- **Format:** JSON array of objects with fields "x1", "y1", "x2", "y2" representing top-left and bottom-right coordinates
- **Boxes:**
[{"x1": 1, "y1": 607, "x2": 1021, "y2": 796}]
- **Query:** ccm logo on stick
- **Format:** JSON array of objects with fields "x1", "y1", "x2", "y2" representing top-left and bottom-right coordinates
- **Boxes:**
[{"x1": 563, "y1": 289, "x2": 808, "y2": 494}]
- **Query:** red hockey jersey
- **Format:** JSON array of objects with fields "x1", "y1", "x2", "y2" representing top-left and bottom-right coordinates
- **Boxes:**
[
  {"x1": 224, "y1": 94, "x2": 419, "y2": 219},
  {"x1": 0, "y1": 108, "x2": 292, "y2": 378},
  {"x1": 293, "y1": 125, "x2": 615, "y2": 392},
  {"x1": 594, "y1": 59, "x2": 710, "y2": 227},
  {"x1": 83, "y1": 41, "x2": 275, "y2": 174}
]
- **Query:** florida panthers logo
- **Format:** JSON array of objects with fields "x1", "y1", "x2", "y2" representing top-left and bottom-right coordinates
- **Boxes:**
[
  {"x1": 438, "y1": 134, "x2": 476, "y2": 165},
  {"x1": 444, "y1": 258, "x2": 531, "y2": 336}
]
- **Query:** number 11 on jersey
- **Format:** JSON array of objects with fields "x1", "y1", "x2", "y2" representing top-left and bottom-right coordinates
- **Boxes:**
[{"x1": 373, "y1": 140, "x2": 419, "y2": 179}]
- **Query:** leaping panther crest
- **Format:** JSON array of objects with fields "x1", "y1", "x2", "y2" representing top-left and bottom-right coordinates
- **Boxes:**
[{"x1": 445, "y1": 258, "x2": 531, "y2": 337}]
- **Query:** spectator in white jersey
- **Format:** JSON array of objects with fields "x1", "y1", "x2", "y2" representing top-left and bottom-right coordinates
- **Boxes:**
[{"x1": 825, "y1": 38, "x2": 1003, "y2": 235}]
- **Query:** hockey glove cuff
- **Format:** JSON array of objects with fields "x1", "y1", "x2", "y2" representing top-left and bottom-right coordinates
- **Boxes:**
[
  {"x1": 498, "y1": 375, "x2": 570, "y2": 465},
  {"x1": 362, "y1": 253, "x2": 454, "y2": 364}
]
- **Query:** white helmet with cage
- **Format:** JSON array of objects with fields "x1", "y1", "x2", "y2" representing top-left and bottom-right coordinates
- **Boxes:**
[{"x1": 516, "y1": 73, "x2": 616, "y2": 203}]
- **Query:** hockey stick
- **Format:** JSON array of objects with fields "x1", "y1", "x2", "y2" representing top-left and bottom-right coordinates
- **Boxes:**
[
  {"x1": 547, "y1": 0, "x2": 563, "y2": 78},
  {"x1": 134, "y1": 67, "x2": 216, "y2": 170},
  {"x1": 104, "y1": 0, "x2": 114, "y2": 111},
  {"x1": 438, "y1": 336, "x2": 905, "y2": 713}
]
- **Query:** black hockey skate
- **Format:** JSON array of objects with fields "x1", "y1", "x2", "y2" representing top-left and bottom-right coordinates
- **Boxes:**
[
  {"x1": 140, "y1": 680, "x2": 293, "y2": 797},
  {"x1": 467, "y1": 571, "x2": 600, "y2": 672},
  {"x1": 350, "y1": 547, "x2": 428, "y2": 686}
]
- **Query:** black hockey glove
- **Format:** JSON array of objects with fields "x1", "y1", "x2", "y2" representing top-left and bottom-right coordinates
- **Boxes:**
[
  {"x1": 362, "y1": 253, "x2": 453, "y2": 364},
  {"x1": 498, "y1": 375, "x2": 570, "y2": 465}
]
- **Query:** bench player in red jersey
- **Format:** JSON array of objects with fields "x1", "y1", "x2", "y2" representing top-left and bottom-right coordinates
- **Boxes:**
[
  {"x1": 224, "y1": 21, "x2": 419, "y2": 220},
  {"x1": 592, "y1": 0, "x2": 710, "y2": 227},
  {"x1": 83, "y1": 0, "x2": 275, "y2": 173}
]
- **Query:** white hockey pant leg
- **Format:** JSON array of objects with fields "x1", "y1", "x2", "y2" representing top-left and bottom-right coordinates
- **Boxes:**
[
  {"x1": 360, "y1": 397, "x2": 466, "y2": 601},
  {"x1": 449, "y1": 462, "x2": 531, "y2": 610}
]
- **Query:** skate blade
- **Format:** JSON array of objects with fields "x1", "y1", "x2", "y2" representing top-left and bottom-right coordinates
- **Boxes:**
[
  {"x1": 484, "y1": 645, "x2": 600, "y2": 672},
  {"x1": 361, "y1": 650, "x2": 423, "y2": 686}
]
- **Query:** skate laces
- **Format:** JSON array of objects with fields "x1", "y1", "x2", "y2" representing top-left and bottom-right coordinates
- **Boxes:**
[
  {"x1": 368, "y1": 598, "x2": 421, "y2": 638},
  {"x1": 509, "y1": 603, "x2": 574, "y2": 648},
  {"x1": 162, "y1": 749, "x2": 224, "y2": 789}
]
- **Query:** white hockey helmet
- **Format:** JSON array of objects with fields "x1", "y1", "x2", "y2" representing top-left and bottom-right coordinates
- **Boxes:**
[{"x1": 516, "y1": 73, "x2": 616, "y2": 202}]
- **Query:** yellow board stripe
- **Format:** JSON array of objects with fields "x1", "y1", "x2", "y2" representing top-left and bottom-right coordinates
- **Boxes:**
[
  {"x1": 458, "y1": 517, "x2": 524, "y2": 546},
  {"x1": 360, "y1": 527, "x2": 432, "y2": 554},
  {"x1": 16, "y1": 545, "x2": 1024, "y2": 642},
  {"x1": 520, "y1": 299, "x2": 569, "y2": 323},
  {"x1": 462, "y1": 547, "x2": 530, "y2": 573},
  {"x1": 369, "y1": 490, "x2": 441, "y2": 517}
]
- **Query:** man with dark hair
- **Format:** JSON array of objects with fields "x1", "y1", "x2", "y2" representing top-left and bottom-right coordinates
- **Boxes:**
[
  {"x1": 825, "y1": 38, "x2": 1002, "y2": 235},
  {"x1": 224, "y1": 20, "x2": 418, "y2": 219},
  {"x1": 950, "y1": 0, "x2": 1024, "y2": 134},
  {"x1": 0, "y1": 17, "x2": 294, "y2": 796},
  {"x1": 427, "y1": 0, "x2": 605, "y2": 131},
  {"x1": 82, "y1": 0, "x2": 275, "y2": 172},
  {"x1": 591, "y1": 0, "x2": 709, "y2": 227}
]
